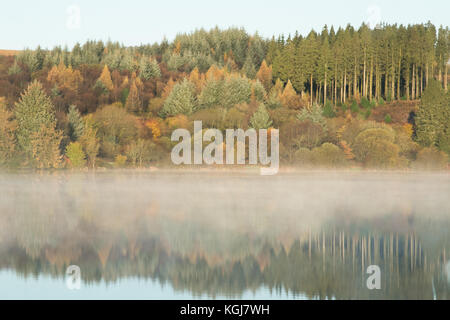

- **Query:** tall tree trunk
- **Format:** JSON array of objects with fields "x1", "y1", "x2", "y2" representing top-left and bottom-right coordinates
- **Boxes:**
[
  {"x1": 384, "y1": 72, "x2": 388, "y2": 100},
  {"x1": 369, "y1": 57, "x2": 373, "y2": 101},
  {"x1": 406, "y1": 66, "x2": 410, "y2": 100},
  {"x1": 397, "y1": 49, "x2": 402, "y2": 100},
  {"x1": 416, "y1": 67, "x2": 419, "y2": 98},
  {"x1": 363, "y1": 49, "x2": 367, "y2": 97},
  {"x1": 316, "y1": 84, "x2": 319, "y2": 104},
  {"x1": 353, "y1": 59, "x2": 357, "y2": 100},
  {"x1": 343, "y1": 71, "x2": 347, "y2": 103},
  {"x1": 412, "y1": 64, "x2": 415, "y2": 100},
  {"x1": 375, "y1": 62, "x2": 379, "y2": 100},
  {"x1": 310, "y1": 74, "x2": 313, "y2": 106},
  {"x1": 324, "y1": 71, "x2": 327, "y2": 105},
  {"x1": 391, "y1": 71, "x2": 395, "y2": 101},
  {"x1": 420, "y1": 69, "x2": 423, "y2": 96},
  {"x1": 334, "y1": 78, "x2": 337, "y2": 105},
  {"x1": 445, "y1": 63, "x2": 448, "y2": 92}
]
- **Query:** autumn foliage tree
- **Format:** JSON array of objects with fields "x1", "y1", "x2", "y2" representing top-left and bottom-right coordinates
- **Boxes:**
[
  {"x1": 0, "y1": 98, "x2": 17, "y2": 165},
  {"x1": 256, "y1": 60, "x2": 273, "y2": 91},
  {"x1": 96, "y1": 65, "x2": 114, "y2": 92},
  {"x1": 280, "y1": 80, "x2": 300, "y2": 109},
  {"x1": 125, "y1": 79, "x2": 143, "y2": 113}
]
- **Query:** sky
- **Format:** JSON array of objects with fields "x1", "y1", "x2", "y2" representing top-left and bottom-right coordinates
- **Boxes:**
[{"x1": 0, "y1": 0, "x2": 449, "y2": 50}]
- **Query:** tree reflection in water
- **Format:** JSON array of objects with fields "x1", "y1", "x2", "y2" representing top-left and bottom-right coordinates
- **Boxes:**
[{"x1": 0, "y1": 171, "x2": 448, "y2": 299}]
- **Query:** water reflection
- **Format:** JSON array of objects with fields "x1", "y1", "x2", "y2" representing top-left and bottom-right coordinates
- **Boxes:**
[{"x1": 0, "y1": 171, "x2": 449, "y2": 299}]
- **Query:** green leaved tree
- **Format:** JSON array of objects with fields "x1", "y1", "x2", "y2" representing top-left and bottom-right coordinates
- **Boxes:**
[
  {"x1": 15, "y1": 81, "x2": 58, "y2": 159},
  {"x1": 250, "y1": 103, "x2": 273, "y2": 130}
]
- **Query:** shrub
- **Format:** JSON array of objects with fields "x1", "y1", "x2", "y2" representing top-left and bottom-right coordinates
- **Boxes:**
[
  {"x1": 126, "y1": 139, "x2": 155, "y2": 167},
  {"x1": 413, "y1": 147, "x2": 448, "y2": 170},
  {"x1": 93, "y1": 103, "x2": 139, "y2": 158},
  {"x1": 297, "y1": 104, "x2": 327, "y2": 129},
  {"x1": 311, "y1": 143, "x2": 347, "y2": 168},
  {"x1": 323, "y1": 101, "x2": 336, "y2": 118},
  {"x1": 350, "y1": 101, "x2": 359, "y2": 113},
  {"x1": 294, "y1": 148, "x2": 313, "y2": 166},
  {"x1": 361, "y1": 97, "x2": 371, "y2": 109},
  {"x1": 114, "y1": 154, "x2": 127, "y2": 167},
  {"x1": 386, "y1": 93, "x2": 392, "y2": 103},
  {"x1": 384, "y1": 114, "x2": 392, "y2": 123},
  {"x1": 352, "y1": 128, "x2": 402, "y2": 168}
]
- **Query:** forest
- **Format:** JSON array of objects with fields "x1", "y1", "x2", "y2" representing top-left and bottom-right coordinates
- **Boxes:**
[{"x1": 0, "y1": 23, "x2": 448, "y2": 170}]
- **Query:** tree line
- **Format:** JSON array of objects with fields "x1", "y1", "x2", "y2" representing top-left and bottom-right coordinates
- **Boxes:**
[{"x1": 0, "y1": 24, "x2": 448, "y2": 169}]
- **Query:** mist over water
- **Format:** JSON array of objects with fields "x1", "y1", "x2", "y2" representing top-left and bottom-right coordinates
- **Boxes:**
[{"x1": 0, "y1": 171, "x2": 449, "y2": 299}]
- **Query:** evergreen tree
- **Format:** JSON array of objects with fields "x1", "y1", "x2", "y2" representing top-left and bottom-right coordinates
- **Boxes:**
[
  {"x1": 15, "y1": 81, "x2": 57, "y2": 157},
  {"x1": 161, "y1": 79, "x2": 197, "y2": 116},
  {"x1": 250, "y1": 103, "x2": 272, "y2": 130},
  {"x1": 67, "y1": 105, "x2": 84, "y2": 141},
  {"x1": 8, "y1": 61, "x2": 22, "y2": 76},
  {"x1": 415, "y1": 80, "x2": 447, "y2": 148},
  {"x1": 139, "y1": 57, "x2": 161, "y2": 80},
  {"x1": 242, "y1": 55, "x2": 256, "y2": 78}
]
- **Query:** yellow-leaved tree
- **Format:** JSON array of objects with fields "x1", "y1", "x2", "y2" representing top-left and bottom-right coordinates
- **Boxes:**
[{"x1": 97, "y1": 65, "x2": 114, "y2": 92}]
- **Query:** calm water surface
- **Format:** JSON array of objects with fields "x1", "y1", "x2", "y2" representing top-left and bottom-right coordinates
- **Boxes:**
[{"x1": 0, "y1": 171, "x2": 449, "y2": 300}]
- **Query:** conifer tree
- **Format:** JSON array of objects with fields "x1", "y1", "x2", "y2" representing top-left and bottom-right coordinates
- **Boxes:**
[
  {"x1": 15, "y1": 81, "x2": 57, "y2": 157},
  {"x1": 250, "y1": 103, "x2": 272, "y2": 130},
  {"x1": 280, "y1": 80, "x2": 300, "y2": 109},
  {"x1": 67, "y1": 105, "x2": 84, "y2": 141},
  {"x1": 97, "y1": 65, "x2": 114, "y2": 92},
  {"x1": 139, "y1": 57, "x2": 161, "y2": 80},
  {"x1": 415, "y1": 80, "x2": 448, "y2": 149},
  {"x1": 256, "y1": 60, "x2": 273, "y2": 91},
  {"x1": 161, "y1": 79, "x2": 197, "y2": 116},
  {"x1": 125, "y1": 80, "x2": 143, "y2": 113}
]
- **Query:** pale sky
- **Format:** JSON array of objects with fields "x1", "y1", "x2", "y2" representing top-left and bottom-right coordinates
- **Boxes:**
[{"x1": 1, "y1": 0, "x2": 449, "y2": 50}]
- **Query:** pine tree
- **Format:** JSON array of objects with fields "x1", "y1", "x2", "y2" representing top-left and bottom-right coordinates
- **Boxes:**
[
  {"x1": 415, "y1": 80, "x2": 447, "y2": 147},
  {"x1": 8, "y1": 60, "x2": 22, "y2": 76},
  {"x1": 67, "y1": 105, "x2": 84, "y2": 141},
  {"x1": 242, "y1": 55, "x2": 256, "y2": 78},
  {"x1": 250, "y1": 103, "x2": 272, "y2": 130},
  {"x1": 15, "y1": 81, "x2": 57, "y2": 157},
  {"x1": 161, "y1": 79, "x2": 197, "y2": 116},
  {"x1": 139, "y1": 57, "x2": 161, "y2": 80}
]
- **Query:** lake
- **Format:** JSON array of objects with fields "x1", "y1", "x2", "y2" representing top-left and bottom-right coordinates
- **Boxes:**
[{"x1": 0, "y1": 170, "x2": 449, "y2": 300}]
